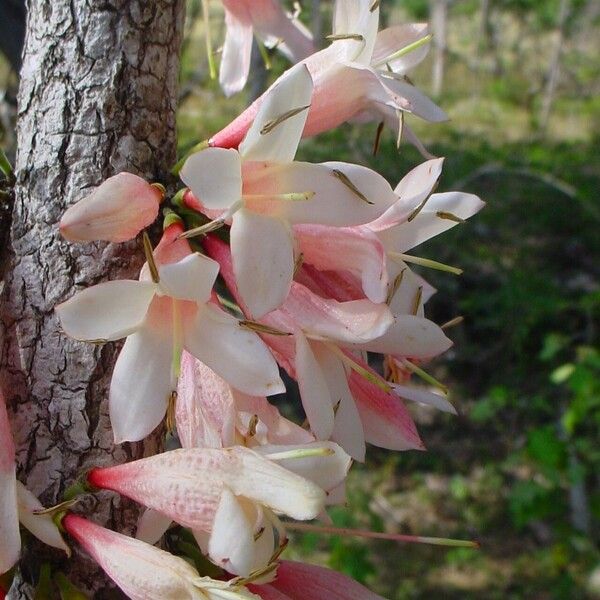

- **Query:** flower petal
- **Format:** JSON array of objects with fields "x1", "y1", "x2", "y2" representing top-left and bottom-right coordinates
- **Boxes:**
[
  {"x1": 380, "y1": 75, "x2": 448, "y2": 122},
  {"x1": 294, "y1": 224, "x2": 388, "y2": 303},
  {"x1": 110, "y1": 297, "x2": 174, "y2": 443},
  {"x1": 270, "y1": 560, "x2": 386, "y2": 600},
  {"x1": 295, "y1": 331, "x2": 334, "y2": 440},
  {"x1": 356, "y1": 314, "x2": 453, "y2": 359},
  {"x1": 391, "y1": 384, "x2": 457, "y2": 414},
  {"x1": 219, "y1": 6, "x2": 254, "y2": 96},
  {"x1": 56, "y1": 280, "x2": 156, "y2": 342},
  {"x1": 16, "y1": 483, "x2": 70, "y2": 555},
  {"x1": 349, "y1": 367, "x2": 424, "y2": 451},
  {"x1": 184, "y1": 303, "x2": 285, "y2": 397},
  {"x1": 243, "y1": 161, "x2": 397, "y2": 226},
  {"x1": 136, "y1": 508, "x2": 173, "y2": 545},
  {"x1": 180, "y1": 148, "x2": 242, "y2": 210},
  {"x1": 158, "y1": 253, "x2": 219, "y2": 304},
  {"x1": 209, "y1": 489, "x2": 275, "y2": 577},
  {"x1": 88, "y1": 446, "x2": 327, "y2": 528},
  {"x1": 240, "y1": 63, "x2": 313, "y2": 163},
  {"x1": 283, "y1": 283, "x2": 393, "y2": 345},
  {"x1": 230, "y1": 209, "x2": 295, "y2": 318},
  {"x1": 332, "y1": 0, "x2": 379, "y2": 65},
  {"x1": 371, "y1": 24, "x2": 430, "y2": 73},
  {"x1": 176, "y1": 352, "x2": 236, "y2": 449}
]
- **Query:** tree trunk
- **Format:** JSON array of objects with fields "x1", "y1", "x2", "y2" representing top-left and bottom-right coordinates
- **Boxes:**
[
  {"x1": 429, "y1": 0, "x2": 448, "y2": 98},
  {"x1": 1, "y1": 1, "x2": 185, "y2": 597}
]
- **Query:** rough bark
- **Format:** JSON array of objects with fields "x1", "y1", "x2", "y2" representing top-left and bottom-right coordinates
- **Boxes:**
[{"x1": 0, "y1": 0, "x2": 185, "y2": 597}]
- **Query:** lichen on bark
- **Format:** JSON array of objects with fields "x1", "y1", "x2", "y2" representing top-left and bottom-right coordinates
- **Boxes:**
[{"x1": 0, "y1": 1, "x2": 185, "y2": 597}]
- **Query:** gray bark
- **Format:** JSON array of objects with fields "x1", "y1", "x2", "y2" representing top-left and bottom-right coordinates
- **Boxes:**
[{"x1": 1, "y1": 0, "x2": 185, "y2": 597}]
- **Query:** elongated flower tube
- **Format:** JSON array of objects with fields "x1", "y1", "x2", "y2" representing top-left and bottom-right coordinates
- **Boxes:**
[
  {"x1": 211, "y1": 1, "x2": 444, "y2": 153},
  {"x1": 0, "y1": 394, "x2": 69, "y2": 574},
  {"x1": 251, "y1": 560, "x2": 385, "y2": 599},
  {"x1": 59, "y1": 173, "x2": 162, "y2": 243},
  {"x1": 88, "y1": 447, "x2": 327, "y2": 533},
  {"x1": 63, "y1": 515, "x2": 260, "y2": 600},
  {"x1": 180, "y1": 62, "x2": 399, "y2": 317},
  {"x1": 56, "y1": 234, "x2": 284, "y2": 443},
  {"x1": 219, "y1": 0, "x2": 314, "y2": 96}
]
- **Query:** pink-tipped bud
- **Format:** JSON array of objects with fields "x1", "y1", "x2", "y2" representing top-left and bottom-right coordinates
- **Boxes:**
[{"x1": 59, "y1": 173, "x2": 162, "y2": 243}]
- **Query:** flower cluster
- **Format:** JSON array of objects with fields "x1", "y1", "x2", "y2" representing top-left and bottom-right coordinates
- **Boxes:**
[{"x1": 1, "y1": 1, "x2": 484, "y2": 598}]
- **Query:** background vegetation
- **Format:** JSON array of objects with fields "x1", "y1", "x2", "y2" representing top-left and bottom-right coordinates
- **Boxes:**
[{"x1": 1, "y1": 0, "x2": 598, "y2": 598}]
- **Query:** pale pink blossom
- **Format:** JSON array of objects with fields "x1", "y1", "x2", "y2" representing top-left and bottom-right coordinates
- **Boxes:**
[
  {"x1": 56, "y1": 224, "x2": 284, "y2": 443},
  {"x1": 211, "y1": 2, "x2": 443, "y2": 153},
  {"x1": 62, "y1": 514, "x2": 260, "y2": 600},
  {"x1": 251, "y1": 560, "x2": 385, "y2": 599},
  {"x1": 59, "y1": 173, "x2": 162, "y2": 243},
  {"x1": 180, "y1": 63, "x2": 399, "y2": 317},
  {"x1": 219, "y1": 0, "x2": 314, "y2": 96},
  {"x1": 203, "y1": 235, "x2": 454, "y2": 460},
  {"x1": 0, "y1": 394, "x2": 69, "y2": 574}
]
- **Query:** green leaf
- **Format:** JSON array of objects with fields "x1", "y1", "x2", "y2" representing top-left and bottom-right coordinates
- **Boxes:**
[{"x1": 55, "y1": 572, "x2": 88, "y2": 600}]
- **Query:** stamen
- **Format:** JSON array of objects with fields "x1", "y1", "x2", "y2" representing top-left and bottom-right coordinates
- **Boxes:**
[
  {"x1": 265, "y1": 447, "x2": 335, "y2": 461},
  {"x1": 396, "y1": 110, "x2": 404, "y2": 149},
  {"x1": 201, "y1": 0, "x2": 217, "y2": 80},
  {"x1": 412, "y1": 285, "x2": 423, "y2": 315},
  {"x1": 326, "y1": 343, "x2": 392, "y2": 393},
  {"x1": 239, "y1": 320, "x2": 293, "y2": 336},
  {"x1": 142, "y1": 231, "x2": 160, "y2": 283},
  {"x1": 253, "y1": 527, "x2": 266, "y2": 541},
  {"x1": 285, "y1": 522, "x2": 480, "y2": 548},
  {"x1": 257, "y1": 41, "x2": 272, "y2": 70},
  {"x1": 165, "y1": 391, "x2": 178, "y2": 434},
  {"x1": 370, "y1": 0, "x2": 380, "y2": 11},
  {"x1": 437, "y1": 211, "x2": 466, "y2": 223},
  {"x1": 244, "y1": 191, "x2": 315, "y2": 202},
  {"x1": 389, "y1": 252, "x2": 463, "y2": 275},
  {"x1": 407, "y1": 195, "x2": 431, "y2": 222},
  {"x1": 247, "y1": 414, "x2": 259, "y2": 438},
  {"x1": 325, "y1": 33, "x2": 365, "y2": 42},
  {"x1": 386, "y1": 268, "x2": 406, "y2": 305},
  {"x1": 294, "y1": 252, "x2": 304, "y2": 276},
  {"x1": 401, "y1": 358, "x2": 448, "y2": 394},
  {"x1": 332, "y1": 169, "x2": 373, "y2": 205},
  {"x1": 372, "y1": 34, "x2": 433, "y2": 69},
  {"x1": 260, "y1": 105, "x2": 311, "y2": 135},
  {"x1": 373, "y1": 121, "x2": 384, "y2": 156},
  {"x1": 178, "y1": 218, "x2": 226, "y2": 239},
  {"x1": 33, "y1": 498, "x2": 79, "y2": 517},
  {"x1": 441, "y1": 316, "x2": 464, "y2": 330}
]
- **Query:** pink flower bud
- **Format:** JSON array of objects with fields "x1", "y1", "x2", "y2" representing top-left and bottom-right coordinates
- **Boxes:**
[{"x1": 59, "y1": 173, "x2": 162, "y2": 243}]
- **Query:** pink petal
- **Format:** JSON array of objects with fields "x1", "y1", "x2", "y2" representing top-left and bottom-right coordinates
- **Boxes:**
[
  {"x1": 59, "y1": 173, "x2": 161, "y2": 243},
  {"x1": 152, "y1": 221, "x2": 193, "y2": 267},
  {"x1": 269, "y1": 561, "x2": 386, "y2": 600},
  {"x1": 294, "y1": 224, "x2": 388, "y2": 303},
  {"x1": 176, "y1": 351, "x2": 237, "y2": 449},
  {"x1": 88, "y1": 447, "x2": 326, "y2": 529},
  {"x1": 136, "y1": 508, "x2": 173, "y2": 545},
  {"x1": 348, "y1": 365, "x2": 424, "y2": 451}
]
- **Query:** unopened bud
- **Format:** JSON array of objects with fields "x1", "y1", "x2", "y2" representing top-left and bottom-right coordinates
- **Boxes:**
[{"x1": 59, "y1": 173, "x2": 162, "y2": 243}]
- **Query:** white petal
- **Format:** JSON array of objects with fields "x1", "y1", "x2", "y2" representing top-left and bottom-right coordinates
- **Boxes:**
[
  {"x1": 244, "y1": 160, "x2": 397, "y2": 226},
  {"x1": 386, "y1": 191, "x2": 485, "y2": 253},
  {"x1": 380, "y1": 76, "x2": 448, "y2": 122},
  {"x1": 56, "y1": 280, "x2": 156, "y2": 342},
  {"x1": 136, "y1": 508, "x2": 173, "y2": 545},
  {"x1": 240, "y1": 63, "x2": 313, "y2": 163},
  {"x1": 332, "y1": 0, "x2": 379, "y2": 64},
  {"x1": 391, "y1": 384, "x2": 457, "y2": 414},
  {"x1": 110, "y1": 298, "x2": 174, "y2": 443},
  {"x1": 184, "y1": 303, "x2": 285, "y2": 397},
  {"x1": 295, "y1": 332, "x2": 334, "y2": 440},
  {"x1": 158, "y1": 253, "x2": 219, "y2": 304},
  {"x1": 356, "y1": 314, "x2": 452, "y2": 358},
  {"x1": 209, "y1": 489, "x2": 274, "y2": 577},
  {"x1": 371, "y1": 24, "x2": 430, "y2": 73},
  {"x1": 16, "y1": 483, "x2": 70, "y2": 555},
  {"x1": 219, "y1": 7, "x2": 254, "y2": 96},
  {"x1": 311, "y1": 343, "x2": 365, "y2": 461},
  {"x1": 256, "y1": 440, "x2": 351, "y2": 493},
  {"x1": 385, "y1": 260, "x2": 432, "y2": 317},
  {"x1": 230, "y1": 209, "x2": 294, "y2": 318},
  {"x1": 180, "y1": 148, "x2": 242, "y2": 210}
]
